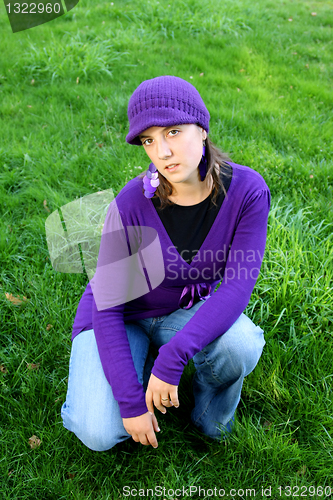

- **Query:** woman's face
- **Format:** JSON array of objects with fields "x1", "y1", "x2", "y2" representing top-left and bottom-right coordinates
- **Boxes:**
[{"x1": 138, "y1": 124, "x2": 207, "y2": 187}]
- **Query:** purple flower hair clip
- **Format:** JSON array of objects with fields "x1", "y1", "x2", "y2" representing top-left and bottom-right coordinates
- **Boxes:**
[{"x1": 143, "y1": 163, "x2": 160, "y2": 199}]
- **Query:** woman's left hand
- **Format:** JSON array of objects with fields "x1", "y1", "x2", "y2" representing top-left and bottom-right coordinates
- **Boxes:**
[{"x1": 146, "y1": 373, "x2": 179, "y2": 414}]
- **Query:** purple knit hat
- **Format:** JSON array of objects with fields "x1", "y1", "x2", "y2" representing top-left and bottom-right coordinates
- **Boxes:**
[{"x1": 126, "y1": 76, "x2": 210, "y2": 145}]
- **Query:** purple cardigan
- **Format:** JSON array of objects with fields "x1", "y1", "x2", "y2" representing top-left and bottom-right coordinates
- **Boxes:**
[{"x1": 72, "y1": 163, "x2": 271, "y2": 418}]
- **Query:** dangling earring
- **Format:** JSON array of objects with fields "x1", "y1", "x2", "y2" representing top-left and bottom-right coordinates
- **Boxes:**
[
  {"x1": 198, "y1": 142, "x2": 207, "y2": 181},
  {"x1": 143, "y1": 163, "x2": 160, "y2": 199}
]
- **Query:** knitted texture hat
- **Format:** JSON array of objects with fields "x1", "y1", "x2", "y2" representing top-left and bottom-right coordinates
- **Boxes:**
[{"x1": 126, "y1": 76, "x2": 210, "y2": 145}]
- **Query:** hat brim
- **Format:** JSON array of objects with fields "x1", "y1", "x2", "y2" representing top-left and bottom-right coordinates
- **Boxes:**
[{"x1": 126, "y1": 118, "x2": 209, "y2": 146}]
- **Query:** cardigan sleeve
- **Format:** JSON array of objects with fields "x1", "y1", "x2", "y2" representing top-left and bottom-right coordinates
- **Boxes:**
[
  {"x1": 151, "y1": 187, "x2": 271, "y2": 385},
  {"x1": 91, "y1": 201, "x2": 148, "y2": 418}
]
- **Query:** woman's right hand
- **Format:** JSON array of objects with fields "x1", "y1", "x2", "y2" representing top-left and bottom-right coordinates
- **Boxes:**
[{"x1": 122, "y1": 412, "x2": 160, "y2": 448}]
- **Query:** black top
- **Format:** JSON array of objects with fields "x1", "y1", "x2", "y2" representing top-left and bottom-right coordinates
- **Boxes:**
[{"x1": 152, "y1": 164, "x2": 233, "y2": 263}]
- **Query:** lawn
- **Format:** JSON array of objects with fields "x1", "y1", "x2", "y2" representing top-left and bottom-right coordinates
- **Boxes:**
[{"x1": 0, "y1": 0, "x2": 332, "y2": 498}]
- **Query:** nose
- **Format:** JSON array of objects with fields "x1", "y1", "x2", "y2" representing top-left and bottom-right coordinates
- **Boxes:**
[{"x1": 157, "y1": 137, "x2": 172, "y2": 160}]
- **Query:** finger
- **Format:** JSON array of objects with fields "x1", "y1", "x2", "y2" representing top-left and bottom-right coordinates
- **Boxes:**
[
  {"x1": 146, "y1": 429, "x2": 158, "y2": 449},
  {"x1": 152, "y1": 413, "x2": 160, "y2": 433},
  {"x1": 139, "y1": 435, "x2": 150, "y2": 446},
  {"x1": 131, "y1": 433, "x2": 140, "y2": 443},
  {"x1": 161, "y1": 395, "x2": 173, "y2": 407},
  {"x1": 153, "y1": 394, "x2": 166, "y2": 414},
  {"x1": 145, "y1": 388, "x2": 155, "y2": 415},
  {"x1": 169, "y1": 388, "x2": 179, "y2": 408}
]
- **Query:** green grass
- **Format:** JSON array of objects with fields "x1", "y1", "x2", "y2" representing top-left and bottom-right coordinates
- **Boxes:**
[{"x1": 0, "y1": 0, "x2": 333, "y2": 498}]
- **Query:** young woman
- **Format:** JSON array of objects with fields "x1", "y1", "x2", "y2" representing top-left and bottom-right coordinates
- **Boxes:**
[{"x1": 61, "y1": 76, "x2": 270, "y2": 451}]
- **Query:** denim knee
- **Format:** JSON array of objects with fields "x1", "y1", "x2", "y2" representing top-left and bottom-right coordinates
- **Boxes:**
[
  {"x1": 62, "y1": 401, "x2": 129, "y2": 451},
  {"x1": 219, "y1": 314, "x2": 265, "y2": 378},
  {"x1": 194, "y1": 314, "x2": 265, "y2": 383},
  {"x1": 78, "y1": 427, "x2": 129, "y2": 452}
]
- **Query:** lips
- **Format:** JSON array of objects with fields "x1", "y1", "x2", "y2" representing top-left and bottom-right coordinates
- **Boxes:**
[{"x1": 165, "y1": 164, "x2": 179, "y2": 172}]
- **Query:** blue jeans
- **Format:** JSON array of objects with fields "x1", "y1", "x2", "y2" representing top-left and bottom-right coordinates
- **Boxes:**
[{"x1": 61, "y1": 301, "x2": 265, "y2": 451}]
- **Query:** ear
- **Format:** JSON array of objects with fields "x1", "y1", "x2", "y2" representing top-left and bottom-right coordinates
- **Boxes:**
[{"x1": 201, "y1": 128, "x2": 207, "y2": 141}]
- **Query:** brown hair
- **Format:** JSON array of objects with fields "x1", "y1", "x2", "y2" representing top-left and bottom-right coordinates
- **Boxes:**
[{"x1": 139, "y1": 136, "x2": 231, "y2": 209}]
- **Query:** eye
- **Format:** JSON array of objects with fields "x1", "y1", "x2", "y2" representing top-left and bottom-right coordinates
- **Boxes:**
[
  {"x1": 168, "y1": 129, "x2": 180, "y2": 137},
  {"x1": 141, "y1": 138, "x2": 153, "y2": 146}
]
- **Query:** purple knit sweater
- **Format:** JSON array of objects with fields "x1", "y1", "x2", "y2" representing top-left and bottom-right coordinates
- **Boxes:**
[{"x1": 72, "y1": 163, "x2": 270, "y2": 418}]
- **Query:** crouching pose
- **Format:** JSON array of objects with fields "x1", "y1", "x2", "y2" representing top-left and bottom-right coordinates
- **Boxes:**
[{"x1": 61, "y1": 75, "x2": 270, "y2": 450}]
